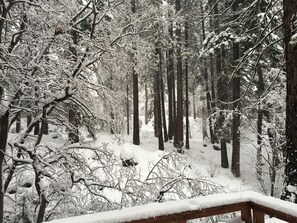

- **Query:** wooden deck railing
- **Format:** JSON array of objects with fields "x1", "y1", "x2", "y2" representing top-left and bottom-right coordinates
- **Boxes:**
[
  {"x1": 48, "y1": 191, "x2": 297, "y2": 223},
  {"x1": 126, "y1": 201, "x2": 297, "y2": 223}
]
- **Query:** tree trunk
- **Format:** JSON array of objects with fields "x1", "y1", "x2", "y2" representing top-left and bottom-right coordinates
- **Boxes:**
[
  {"x1": 154, "y1": 90, "x2": 159, "y2": 138},
  {"x1": 209, "y1": 13, "x2": 219, "y2": 148},
  {"x1": 155, "y1": 47, "x2": 164, "y2": 151},
  {"x1": 0, "y1": 163, "x2": 3, "y2": 223},
  {"x1": 0, "y1": 108, "x2": 9, "y2": 223},
  {"x1": 36, "y1": 194, "x2": 47, "y2": 223},
  {"x1": 283, "y1": 0, "x2": 297, "y2": 203},
  {"x1": 27, "y1": 114, "x2": 32, "y2": 132},
  {"x1": 33, "y1": 111, "x2": 48, "y2": 223},
  {"x1": 34, "y1": 121, "x2": 40, "y2": 135},
  {"x1": 209, "y1": 56, "x2": 218, "y2": 147},
  {"x1": 132, "y1": 54, "x2": 140, "y2": 144},
  {"x1": 68, "y1": 104, "x2": 79, "y2": 143},
  {"x1": 173, "y1": 69, "x2": 176, "y2": 132},
  {"x1": 256, "y1": 65, "x2": 264, "y2": 178},
  {"x1": 193, "y1": 91, "x2": 196, "y2": 120},
  {"x1": 132, "y1": 0, "x2": 140, "y2": 145},
  {"x1": 174, "y1": 0, "x2": 183, "y2": 152},
  {"x1": 145, "y1": 82, "x2": 149, "y2": 125},
  {"x1": 214, "y1": 2, "x2": 228, "y2": 168},
  {"x1": 231, "y1": 0, "x2": 241, "y2": 178},
  {"x1": 268, "y1": 125, "x2": 278, "y2": 197},
  {"x1": 126, "y1": 84, "x2": 130, "y2": 135},
  {"x1": 160, "y1": 60, "x2": 168, "y2": 142},
  {"x1": 44, "y1": 117, "x2": 49, "y2": 135},
  {"x1": 16, "y1": 113, "x2": 21, "y2": 133},
  {"x1": 202, "y1": 104, "x2": 208, "y2": 141},
  {"x1": 167, "y1": 22, "x2": 175, "y2": 140},
  {"x1": 218, "y1": 65, "x2": 228, "y2": 169},
  {"x1": 185, "y1": 19, "x2": 190, "y2": 150},
  {"x1": 205, "y1": 63, "x2": 215, "y2": 143},
  {"x1": 68, "y1": 29, "x2": 80, "y2": 143},
  {"x1": 110, "y1": 111, "x2": 115, "y2": 134},
  {"x1": 201, "y1": 5, "x2": 214, "y2": 143},
  {"x1": 43, "y1": 95, "x2": 48, "y2": 135},
  {"x1": 34, "y1": 86, "x2": 40, "y2": 135},
  {"x1": 35, "y1": 169, "x2": 48, "y2": 223},
  {"x1": 4, "y1": 150, "x2": 22, "y2": 193}
]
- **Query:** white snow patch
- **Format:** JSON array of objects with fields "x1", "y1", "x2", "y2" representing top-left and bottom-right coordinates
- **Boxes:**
[{"x1": 287, "y1": 185, "x2": 297, "y2": 193}]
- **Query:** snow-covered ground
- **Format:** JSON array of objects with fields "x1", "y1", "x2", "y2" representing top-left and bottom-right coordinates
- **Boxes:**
[
  {"x1": 43, "y1": 117, "x2": 293, "y2": 222},
  {"x1": 139, "y1": 117, "x2": 259, "y2": 192},
  {"x1": 8, "y1": 117, "x2": 290, "y2": 222}
]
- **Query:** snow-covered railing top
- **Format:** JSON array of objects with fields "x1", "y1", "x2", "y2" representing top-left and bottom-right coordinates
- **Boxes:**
[{"x1": 47, "y1": 191, "x2": 297, "y2": 223}]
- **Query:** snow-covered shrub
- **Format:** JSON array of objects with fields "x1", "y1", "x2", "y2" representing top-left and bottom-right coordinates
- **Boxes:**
[{"x1": 4, "y1": 140, "x2": 229, "y2": 222}]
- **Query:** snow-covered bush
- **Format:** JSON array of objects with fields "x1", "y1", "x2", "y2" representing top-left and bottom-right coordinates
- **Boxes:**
[{"x1": 4, "y1": 140, "x2": 228, "y2": 222}]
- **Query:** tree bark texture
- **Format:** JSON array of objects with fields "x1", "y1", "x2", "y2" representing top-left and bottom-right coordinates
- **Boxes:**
[
  {"x1": 127, "y1": 85, "x2": 130, "y2": 135},
  {"x1": 231, "y1": 0, "x2": 241, "y2": 177},
  {"x1": 167, "y1": 23, "x2": 175, "y2": 140},
  {"x1": 27, "y1": 114, "x2": 32, "y2": 132},
  {"x1": 231, "y1": 41, "x2": 240, "y2": 177},
  {"x1": 160, "y1": 65, "x2": 168, "y2": 142},
  {"x1": 218, "y1": 55, "x2": 228, "y2": 167},
  {"x1": 282, "y1": 0, "x2": 297, "y2": 203},
  {"x1": 16, "y1": 114, "x2": 21, "y2": 133},
  {"x1": 155, "y1": 47, "x2": 164, "y2": 151},
  {"x1": 69, "y1": 104, "x2": 79, "y2": 143},
  {"x1": 132, "y1": 0, "x2": 140, "y2": 145},
  {"x1": 145, "y1": 82, "x2": 149, "y2": 125},
  {"x1": 201, "y1": 14, "x2": 214, "y2": 144},
  {"x1": 185, "y1": 19, "x2": 190, "y2": 150},
  {"x1": 35, "y1": 169, "x2": 48, "y2": 223},
  {"x1": 256, "y1": 65, "x2": 264, "y2": 178},
  {"x1": 0, "y1": 109, "x2": 9, "y2": 223},
  {"x1": 174, "y1": 0, "x2": 184, "y2": 151},
  {"x1": 130, "y1": 2, "x2": 140, "y2": 143},
  {"x1": 193, "y1": 92, "x2": 196, "y2": 120},
  {"x1": 154, "y1": 88, "x2": 159, "y2": 138},
  {"x1": 34, "y1": 86, "x2": 40, "y2": 135},
  {"x1": 209, "y1": 56, "x2": 219, "y2": 146},
  {"x1": 68, "y1": 30, "x2": 80, "y2": 143},
  {"x1": 209, "y1": 14, "x2": 219, "y2": 146},
  {"x1": 44, "y1": 117, "x2": 49, "y2": 135},
  {"x1": 214, "y1": 2, "x2": 228, "y2": 168}
]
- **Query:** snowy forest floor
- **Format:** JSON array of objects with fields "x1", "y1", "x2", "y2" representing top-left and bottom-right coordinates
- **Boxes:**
[
  {"x1": 115, "y1": 117, "x2": 285, "y2": 222},
  {"x1": 8, "y1": 117, "x2": 286, "y2": 222},
  {"x1": 126, "y1": 117, "x2": 271, "y2": 194},
  {"x1": 77, "y1": 117, "x2": 284, "y2": 222}
]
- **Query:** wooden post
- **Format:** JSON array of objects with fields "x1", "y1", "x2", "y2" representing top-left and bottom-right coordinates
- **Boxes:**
[
  {"x1": 253, "y1": 209, "x2": 264, "y2": 223},
  {"x1": 241, "y1": 206, "x2": 252, "y2": 223}
]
